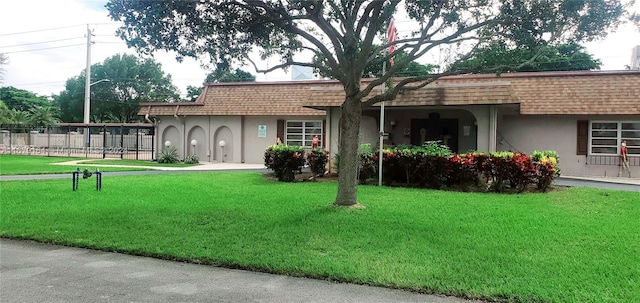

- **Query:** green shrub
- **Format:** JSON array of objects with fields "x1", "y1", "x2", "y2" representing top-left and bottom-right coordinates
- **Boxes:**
[
  {"x1": 358, "y1": 144, "x2": 377, "y2": 182},
  {"x1": 184, "y1": 154, "x2": 199, "y2": 164},
  {"x1": 158, "y1": 147, "x2": 179, "y2": 163},
  {"x1": 422, "y1": 140, "x2": 453, "y2": 156},
  {"x1": 307, "y1": 148, "x2": 329, "y2": 176},
  {"x1": 264, "y1": 144, "x2": 305, "y2": 182},
  {"x1": 532, "y1": 150, "x2": 561, "y2": 192}
]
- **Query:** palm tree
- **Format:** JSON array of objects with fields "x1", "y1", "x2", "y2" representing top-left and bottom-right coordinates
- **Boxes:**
[
  {"x1": 9, "y1": 109, "x2": 29, "y2": 125},
  {"x1": 28, "y1": 106, "x2": 60, "y2": 127},
  {"x1": 0, "y1": 100, "x2": 12, "y2": 125}
]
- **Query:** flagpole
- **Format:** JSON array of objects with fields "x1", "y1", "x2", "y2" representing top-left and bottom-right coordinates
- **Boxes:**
[
  {"x1": 379, "y1": 16, "x2": 396, "y2": 187},
  {"x1": 378, "y1": 57, "x2": 387, "y2": 187}
]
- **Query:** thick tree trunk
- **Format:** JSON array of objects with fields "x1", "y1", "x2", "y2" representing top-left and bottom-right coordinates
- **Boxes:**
[{"x1": 333, "y1": 96, "x2": 362, "y2": 206}]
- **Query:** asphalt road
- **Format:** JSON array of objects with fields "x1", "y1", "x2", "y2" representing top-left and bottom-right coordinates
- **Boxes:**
[{"x1": 0, "y1": 239, "x2": 478, "y2": 303}]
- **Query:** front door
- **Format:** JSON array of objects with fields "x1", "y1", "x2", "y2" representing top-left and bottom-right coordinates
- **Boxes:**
[{"x1": 410, "y1": 118, "x2": 459, "y2": 153}]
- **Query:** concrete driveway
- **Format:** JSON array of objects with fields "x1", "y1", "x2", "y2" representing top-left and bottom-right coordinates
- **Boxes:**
[{"x1": 1, "y1": 239, "x2": 479, "y2": 303}]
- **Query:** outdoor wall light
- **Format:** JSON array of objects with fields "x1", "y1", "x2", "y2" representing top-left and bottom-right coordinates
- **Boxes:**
[
  {"x1": 164, "y1": 140, "x2": 171, "y2": 147},
  {"x1": 218, "y1": 140, "x2": 226, "y2": 162}
]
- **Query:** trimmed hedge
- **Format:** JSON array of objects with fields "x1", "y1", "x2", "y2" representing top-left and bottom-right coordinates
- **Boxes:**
[
  {"x1": 359, "y1": 143, "x2": 560, "y2": 192},
  {"x1": 266, "y1": 142, "x2": 560, "y2": 192}
]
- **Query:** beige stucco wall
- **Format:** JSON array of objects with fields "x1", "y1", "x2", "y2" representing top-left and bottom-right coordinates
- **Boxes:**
[
  {"x1": 242, "y1": 116, "x2": 279, "y2": 164},
  {"x1": 157, "y1": 115, "x2": 243, "y2": 162},
  {"x1": 498, "y1": 114, "x2": 639, "y2": 177},
  {"x1": 158, "y1": 115, "x2": 327, "y2": 164}
]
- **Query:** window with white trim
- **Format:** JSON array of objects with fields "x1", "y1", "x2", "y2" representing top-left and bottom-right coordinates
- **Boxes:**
[
  {"x1": 285, "y1": 120, "x2": 323, "y2": 148},
  {"x1": 590, "y1": 121, "x2": 640, "y2": 155}
]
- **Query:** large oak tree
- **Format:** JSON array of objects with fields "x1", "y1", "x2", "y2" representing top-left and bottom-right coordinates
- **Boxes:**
[{"x1": 108, "y1": 0, "x2": 628, "y2": 206}]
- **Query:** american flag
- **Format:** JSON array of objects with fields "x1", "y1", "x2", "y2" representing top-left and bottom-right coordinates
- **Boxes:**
[{"x1": 387, "y1": 17, "x2": 398, "y2": 66}]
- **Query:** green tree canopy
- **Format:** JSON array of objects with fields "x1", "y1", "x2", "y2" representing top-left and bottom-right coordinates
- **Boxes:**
[
  {"x1": 55, "y1": 53, "x2": 180, "y2": 123},
  {"x1": 205, "y1": 68, "x2": 256, "y2": 83},
  {"x1": 0, "y1": 86, "x2": 59, "y2": 126},
  {"x1": 108, "y1": 0, "x2": 629, "y2": 206},
  {"x1": 450, "y1": 43, "x2": 602, "y2": 73},
  {"x1": 0, "y1": 86, "x2": 51, "y2": 112},
  {"x1": 0, "y1": 100, "x2": 11, "y2": 124},
  {"x1": 185, "y1": 85, "x2": 203, "y2": 102}
]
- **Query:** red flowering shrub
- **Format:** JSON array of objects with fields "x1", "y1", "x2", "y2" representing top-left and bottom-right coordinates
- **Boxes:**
[
  {"x1": 358, "y1": 144, "x2": 377, "y2": 182},
  {"x1": 264, "y1": 144, "x2": 305, "y2": 182},
  {"x1": 448, "y1": 153, "x2": 481, "y2": 188},
  {"x1": 307, "y1": 148, "x2": 329, "y2": 177},
  {"x1": 338, "y1": 143, "x2": 560, "y2": 193},
  {"x1": 531, "y1": 150, "x2": 561, "y2": 192},
  {"x1": 415, "y1": 155, "x2": 451, "y2": 189}
]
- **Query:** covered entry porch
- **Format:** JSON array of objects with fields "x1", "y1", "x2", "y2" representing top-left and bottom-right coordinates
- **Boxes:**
[{"x1": 324, "y1": 104, "x2": 516, "y2": 156}]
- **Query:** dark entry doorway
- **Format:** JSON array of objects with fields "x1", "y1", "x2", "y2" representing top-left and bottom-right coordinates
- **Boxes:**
[{"x1": 410, "y1": 118, "x2": 458, "y2": 152}]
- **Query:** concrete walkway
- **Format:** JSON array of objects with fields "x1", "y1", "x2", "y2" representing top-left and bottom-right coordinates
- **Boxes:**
[
  {"x1": 555, "y1": 175, "x2": 640, "y2": 192},
  {"x1": 0, "y1": 239, "x2": 479, "y2": 303},
  {"x1": 50, "y1": 159, "x2": 267, "y2": 171}
]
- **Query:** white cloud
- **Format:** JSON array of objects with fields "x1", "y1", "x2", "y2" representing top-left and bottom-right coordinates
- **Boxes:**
[
  {"x1": 0, "y1": 0, "x2": 208, "y2": 97},
  {"x1": 1, "y1": 0, "x2": 638, "y2": 97}
]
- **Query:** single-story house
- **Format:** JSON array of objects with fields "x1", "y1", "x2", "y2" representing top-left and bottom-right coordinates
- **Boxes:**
[{"x1": 140, "y1": 70, "x2": 640, "y2": 178}]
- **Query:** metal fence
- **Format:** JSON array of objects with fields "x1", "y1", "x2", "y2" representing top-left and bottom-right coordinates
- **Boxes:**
[
  {"x1": 0, "y1": 123, "x2": 155, "y2": 160},
  {"x1": 586, "y1": 155, "x2": 639, "y2": 166}
]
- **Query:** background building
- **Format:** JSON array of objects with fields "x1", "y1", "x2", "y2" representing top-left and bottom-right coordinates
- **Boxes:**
[{"x1": 632, "y1": 45, "x2": 640, "y2": 70}]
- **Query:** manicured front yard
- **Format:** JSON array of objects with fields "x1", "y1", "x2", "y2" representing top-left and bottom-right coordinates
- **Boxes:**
[{"x1": 1, "y1": 172, "x2": 638, "y2": 303}]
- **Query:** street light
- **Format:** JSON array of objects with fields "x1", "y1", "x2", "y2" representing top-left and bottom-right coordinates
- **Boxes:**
[
  {"x1": 83, "y1": 78, "x2": 111, "y2": 148},
  {"x1": 84, "y1": 79, "x2": 111, "y2": 124}
]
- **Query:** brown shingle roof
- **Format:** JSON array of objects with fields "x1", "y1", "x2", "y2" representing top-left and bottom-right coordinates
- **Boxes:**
[
  {"x1": 141, "y1": 81, "x2": 330, "y2": 117},
  {"x1": 305, "y1": 81, "x2": 519, "y2": 108},
  {"x1": 432, "y1": 71, "x2": 640, "y2": 114},
  {"x1": 140, "y1": 70, "x2": 640, "y2": 116}
]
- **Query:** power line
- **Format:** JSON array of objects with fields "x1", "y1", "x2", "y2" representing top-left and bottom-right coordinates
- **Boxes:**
[
  {"x1": 0, "y1": 25, "x2": 85, "y2": 37},
  {"x1": 0, "y1": 22, "x2": 121, "y2": 37},
  {"x1": 0, "y1": 37, "x2": 85, "y2": 49},
  {"x1": 3, "y1": 44, "x2": 86, "y2": 54}
]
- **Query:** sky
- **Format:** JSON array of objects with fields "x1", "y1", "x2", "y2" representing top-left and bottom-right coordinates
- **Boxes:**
[{"x1": 1, "y1": 0, "x2": 639, "y2": 98}]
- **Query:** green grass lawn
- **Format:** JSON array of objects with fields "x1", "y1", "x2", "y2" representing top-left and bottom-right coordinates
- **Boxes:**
[
  {"x1": 1, "y1": 172, "x2": 638, "y2": 303},
  {"x1": 0, "y1": 155, "x2": 154, "y2": 175}
]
